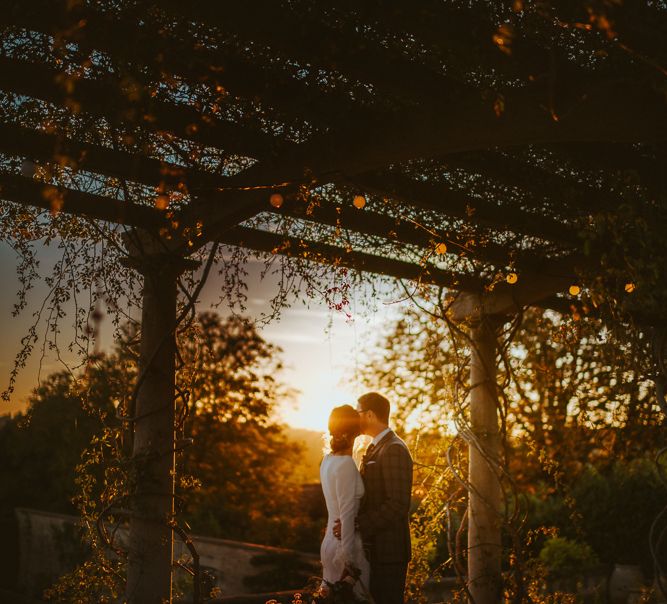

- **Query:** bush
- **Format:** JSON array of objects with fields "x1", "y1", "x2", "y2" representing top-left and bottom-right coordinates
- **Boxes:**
[
  {"x1": 571, "y1": 460, "x2": 666, "y2": 567},
  {"x1": 528, "y1": 459, "x2": 667, "y2": 571},
  {"x1": 539, "y1": 537, "x2": 599, "y2": 579}
]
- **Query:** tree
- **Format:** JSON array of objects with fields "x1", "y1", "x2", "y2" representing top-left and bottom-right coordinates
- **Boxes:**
[
  {"x1": 358, "y1": 305, "x2": 664, "y2": 482},
  {"x1": 174, "y1": 312, "x2": 316, "y2": 548},
  {"x1": 356, "y1": 301, "x2": 665, "y2": 598},
  {"x1": 0, "y1": 358, "x2": 123, "y2": 593},
  {"x1": 0, "y1": 312, "x2": 318, "y2": 598}
]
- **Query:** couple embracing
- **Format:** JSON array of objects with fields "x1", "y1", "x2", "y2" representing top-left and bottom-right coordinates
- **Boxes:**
[{"x1": 319, "y1": 392, "x2": 413, "y2": 604}]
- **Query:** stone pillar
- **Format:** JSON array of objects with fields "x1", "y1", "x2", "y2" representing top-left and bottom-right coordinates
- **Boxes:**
[
  {"x1": 122, "y1": 231, "x2": 196, "y2": 604},
  {"x1": 467, "y1": 318, "x2": 502, "y2": 604}
]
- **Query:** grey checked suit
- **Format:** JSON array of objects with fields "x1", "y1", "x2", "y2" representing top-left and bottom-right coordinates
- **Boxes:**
[{"x1": 357, "y1": 430, "x2": 413, "y2": 603}]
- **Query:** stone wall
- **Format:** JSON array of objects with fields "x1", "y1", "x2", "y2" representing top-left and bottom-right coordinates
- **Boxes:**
[{"x1": 15, "y1": 508, "x2": 319, "y2": 599}]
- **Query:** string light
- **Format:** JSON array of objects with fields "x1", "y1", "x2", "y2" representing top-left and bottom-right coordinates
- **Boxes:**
[
  {"x1": 353, "y1": 195, "x2": 366, "y2": 209},
  {"x1": 155, "y1": 194, "x2": 169, "y2": 210},
  {"x1": 624, "y1": 282, "x2": 636, "y2": 293},
  {"x1": 506, "y1": 272, "x2": 518, "y2": 285},
  {"x1": 569, "y1": 284, "x2": 581, "y2": 296},
  {"x1": 435, "y1": 242, "x2": 447, "y2": 255},
  {"x1": 269, "y1": 192, "x2": 284, "y2": 208}
]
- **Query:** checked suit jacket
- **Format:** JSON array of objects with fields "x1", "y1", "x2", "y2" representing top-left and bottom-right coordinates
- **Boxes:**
[{"x1": 357, "y1": 430, "x2": 413, "y2": 565}]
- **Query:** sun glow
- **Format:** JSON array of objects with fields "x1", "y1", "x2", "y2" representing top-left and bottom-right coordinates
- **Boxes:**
[{"x1": 280, "y1": 377, "x2": 360, "y2": 432}]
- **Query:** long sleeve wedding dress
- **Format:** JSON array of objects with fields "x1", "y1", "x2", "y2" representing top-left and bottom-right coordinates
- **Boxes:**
[{"x1": 319, "y1": 454, "x2": 370, "y2": 598}]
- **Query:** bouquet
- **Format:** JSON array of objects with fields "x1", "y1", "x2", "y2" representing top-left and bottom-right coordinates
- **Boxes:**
[{"x1": 296, "y1": 576, "x2": 373, "y2": 604}]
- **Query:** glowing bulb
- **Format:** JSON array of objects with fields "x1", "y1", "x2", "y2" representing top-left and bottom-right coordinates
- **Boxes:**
[
  {"x1": 435, "y1": 242, "x2": 447, "y2": 255},
  {"x1": 569, "y1": 284, "x2": 581, "y2": 296},
  {"x1": 155, "y1": 194, "x2": 169, "y2": 210},
  {"x1": 353, "y1": 195, "x2": 366, "y2": 209},
  {"x1": 506, "y1": 272, "x2": 518, "y2": 285},
  {"x1": 269, "y1": 193, "x2": 284, "y2": 208},
  {"x1": 624, "y1": 282, "x2": 636, "y2": 293}
]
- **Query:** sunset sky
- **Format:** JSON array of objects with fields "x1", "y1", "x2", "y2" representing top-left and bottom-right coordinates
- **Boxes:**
[{"x1": 0, "y1": 241, "x2": 405, "y2": 431}]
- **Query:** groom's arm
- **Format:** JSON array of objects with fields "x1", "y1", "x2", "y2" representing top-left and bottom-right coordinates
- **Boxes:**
[{"x1": 357, "y1": 444, "x2": 412, "y2": 539}]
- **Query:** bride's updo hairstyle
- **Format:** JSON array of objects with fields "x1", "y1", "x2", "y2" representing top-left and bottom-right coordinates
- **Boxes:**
[{"x1": 328, "y1": 405, "x2": 361, "y2": 453}]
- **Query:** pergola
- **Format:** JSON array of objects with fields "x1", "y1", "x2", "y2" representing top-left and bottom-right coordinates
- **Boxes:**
[{"x1": 1, "y1": 1, "x2": 666, "y2": 602}]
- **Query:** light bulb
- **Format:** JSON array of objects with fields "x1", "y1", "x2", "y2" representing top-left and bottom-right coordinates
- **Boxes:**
[
  {"x1": 569, "y1": 284, "x2": 581, "y2": 296},
  {"x1": 624, "y1": 282, "x2": 636, "y2": 293},
  {"x1": 353, "y1": 195, "x2": 366, "y2": 209},
  {"x1": 269, "y1": 193, "x2": 284, "y2": 208},
  {"x1": 506, "y1": 272, "x2": 518, "y2": 285},
  {"x1": 435, "y1": 242, "x2": 447, "y2": 255}
]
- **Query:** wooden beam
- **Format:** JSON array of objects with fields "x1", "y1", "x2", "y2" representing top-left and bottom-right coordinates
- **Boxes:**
[
  {"x1": 221, "y1": 73, "x2": 667, "y2": 204},
  {"x1": 0, "y1": 56, "x2": 286, "y2": 160},
  {"x1": 0, "y1": 168, "x2": 581, "y2": 317},
  {"x1": 441, "y1": 151, "x2": 625, "y2": 217},
  {"x1": 272, "y1": 196, "x2": 513, "y2": 263},
  {"x1": 218, "y1": 225, "x2": 483, "y2": 292},
  {"x1": 0, "y1": 123, "x2": 615, "y2": 263},
  {"x1": 1, "y1": 2, "x2": 365, "y2": 132},
  {"x1": 0, "y1": 172, "x2": 166, "y2": 229},
  {"x1": 0, "y1": 123, "x2": 589, "y2": 281},
  {"x1": 450, "y1": 270, "x2": 574, "y2": 323},
  {"x1": 352, "y1": 171, "x2": 578, "y2": 245},
  {"x1": 218, "y1": 225, "x2": 581, "y2": 320},
  {"x1": 270, "y1": 196, "x2": 589, "y2": 277},
  {"x1": 0, "y1": 122, "x2": 193, "y2": 190},
  {"x1": 155, "y1": 0, "x2": 475, "y2": 107}
]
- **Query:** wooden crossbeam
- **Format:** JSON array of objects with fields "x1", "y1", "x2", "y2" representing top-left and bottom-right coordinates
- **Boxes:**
[
  {"x1": 450, "y1": 273, "x2": 574, "y2": 322},
  {"x1": 0, "y1": 122, "x2": 191, "y2": 190},
  {"x1": 352, "y1": 170, "x2": 578, "y2": 245},
  {"x1": 218, "y1": 226, "x2": 579, "y2": 316},
  {"x1": 1, "y1": 2, "x2": 366, "y2": 131},
  {"x1": 441, "y1": 151, "x2": 623, "y2": 217},
  {"x1": 0, "y1": 172, "x2": 165, "y2": 229},
  {"x1": 221, "y1": 77, "x2": 667, "y2": 197},
  {"x1": 0, "y1": 56, "x2": 284, "y2": 160},
  {"x1": 271, "y1": 197, "x2": 584, "y2": 275},
  {"x1": 156, "y1": 0, "x2": 474, "y2": 106},
  {"x1": 0, "y1": 166, "x2": 587, "y2": 324},
  {"x1": 0, "y1": 167, "x2": 581, "y2": 310},
  {"x1": 0, "y1": 53, "x2": 665, "y2": 229},
  {"x1": 0, "y1": 122, "x2": 586, "y2": 269},
  {"x1": 219, "y1": 225, "x2": 482, "y2": 292}
]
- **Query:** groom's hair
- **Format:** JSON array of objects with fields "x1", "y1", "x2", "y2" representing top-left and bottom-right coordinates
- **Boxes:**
[{"x1": 358, "y1": 392, "x2": 390, "y2": 424}]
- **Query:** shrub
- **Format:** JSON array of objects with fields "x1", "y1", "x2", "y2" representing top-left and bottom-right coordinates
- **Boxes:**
[{"x1": 539, "y1": 537, "x2": 599, "y2": 579}]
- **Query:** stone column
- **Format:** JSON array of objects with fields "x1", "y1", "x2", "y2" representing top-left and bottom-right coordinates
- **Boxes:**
[
  {"x1": 467, "y1": 318, "x2": 502, "y2": 604},
  {"x1": 122, "y1": 232, "x2": 196, "y2": 604}
]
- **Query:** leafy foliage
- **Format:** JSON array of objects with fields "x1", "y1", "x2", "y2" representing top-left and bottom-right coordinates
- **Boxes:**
[
  {"x1": 538, "y1": 537, "x2": 599, "y2": 579},
  {"x1": 0, "y1": 313, "x2": 320, "y2": 599},
  {"x1": 356, "y1": 300, "x2": 665, "y2": 599}
]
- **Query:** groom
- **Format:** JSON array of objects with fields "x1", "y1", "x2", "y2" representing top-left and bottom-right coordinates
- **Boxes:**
[{"x1": 335, "y1": 392, "x2": 413, "y2": 603}]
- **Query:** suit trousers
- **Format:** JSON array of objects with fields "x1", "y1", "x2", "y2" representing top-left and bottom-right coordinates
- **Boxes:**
[{"x1": 369, "y1": 560, "x2": 408, "y2": 604}]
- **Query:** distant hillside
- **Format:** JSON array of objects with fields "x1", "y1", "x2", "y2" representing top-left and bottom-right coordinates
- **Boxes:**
[{"x1": 284, "y1": 427, "x2": 325, "y2": 483}]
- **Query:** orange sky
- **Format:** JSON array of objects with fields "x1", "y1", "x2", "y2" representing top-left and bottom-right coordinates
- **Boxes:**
[{"x1": 0, "y1": 241, "x2": 405, "y2": 431}]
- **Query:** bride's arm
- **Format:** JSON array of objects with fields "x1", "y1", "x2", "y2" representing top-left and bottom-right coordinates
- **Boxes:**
[{"x1": 335, "y1": 458, "x2": 363, "y2": 580}]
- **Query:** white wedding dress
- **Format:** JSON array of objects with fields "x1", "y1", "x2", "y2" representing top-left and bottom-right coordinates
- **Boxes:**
[{"x1": 320, "y1": 454, "x2": 370, "y2": 597}]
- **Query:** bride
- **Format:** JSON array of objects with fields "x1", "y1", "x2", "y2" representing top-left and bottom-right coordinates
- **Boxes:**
[{"x1": 319, "y1": 405, "x2": 370, "y2": 600}]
